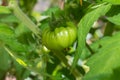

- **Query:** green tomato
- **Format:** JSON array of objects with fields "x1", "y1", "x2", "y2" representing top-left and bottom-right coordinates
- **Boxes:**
[{"x1": 42, "y1": 22, "x2": 77, "y2": 51}]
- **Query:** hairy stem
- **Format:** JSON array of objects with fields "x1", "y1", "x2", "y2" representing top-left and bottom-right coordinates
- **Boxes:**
[
  {"x1": 8, "y1": 0, "x2": 41, "y2": 38},
  {"x1": 53, "y1": 50, "x2": 83, "y2": 80}
]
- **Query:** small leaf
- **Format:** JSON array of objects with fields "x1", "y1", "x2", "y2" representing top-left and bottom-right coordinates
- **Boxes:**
[
  {"x1": 0, "y1": 23, "x2": 29, "y2": 52},
  {"x1": 107, "y1": 13, "x2": 120, "y2": 25},
  {"x1": 42, "y1": 6, "x2": 62, "y2": 17},
  {"x1": 106, "y1": 5, "x2": 120, "y2": 25},
  {"x1": 0, "y1": 23, "x2": 14, "y2": 35},
  {"x1": 15, "y1": 23, "x2": 30, "y2": 37}
]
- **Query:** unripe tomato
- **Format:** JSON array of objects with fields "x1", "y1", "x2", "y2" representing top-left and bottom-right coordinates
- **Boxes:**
[{"x1": 42, "y1": 22, "x2": 77, "y2": 51}]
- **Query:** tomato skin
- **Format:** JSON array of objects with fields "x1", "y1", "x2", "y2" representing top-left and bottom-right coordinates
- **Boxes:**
[{"x1": 42, "y1": 22, "x2": 77, "y2": 51}]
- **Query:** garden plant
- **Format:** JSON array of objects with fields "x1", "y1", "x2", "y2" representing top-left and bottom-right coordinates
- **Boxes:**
[{"x1": 0, "y1": 0, "x2": 120, "y2": 80}]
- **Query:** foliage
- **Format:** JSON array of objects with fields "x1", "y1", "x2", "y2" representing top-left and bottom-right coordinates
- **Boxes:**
[{"x1": 0, "y1": 0, "x2": 120, "y2": 80}]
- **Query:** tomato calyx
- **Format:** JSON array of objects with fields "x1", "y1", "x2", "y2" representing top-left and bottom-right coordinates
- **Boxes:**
[{"x1": 49, "y1": 13, "x2": 67, "y2": 31}]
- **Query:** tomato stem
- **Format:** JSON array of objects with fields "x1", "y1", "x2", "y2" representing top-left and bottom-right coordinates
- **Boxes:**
[
  {"x1": 86, "y1": 43, "x2": 94, "y2": 54},
  {"x1": 53, "y1": 50, "x2": 83, "y2": 79},
  {"x1": 8, "y1": 0, "x2": 41, "y2": 39},
  {"x1": 49, "y1": 12, "x2": 67, "y2": 31}
]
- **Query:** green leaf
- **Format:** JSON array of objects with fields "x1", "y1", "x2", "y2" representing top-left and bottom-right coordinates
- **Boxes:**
[
  {"x1": 6, "y1": 39, "x2": 29, "y2": 52},
  {"x1": 106, "y1": 5, "x2": 120, "y2": 17},
  {"x1": 72, "y1": 3, "x2": 111, "y2": 69},
  {"x1": 15, "y1": 23, "x2": 31, "y2": 37},
  {"x1": 0, "y1": 14, "x2": 19, "y2": 23},
  {"x1": 83, "y1": 32, "x2": 120, "y2": 80},
  {"x1": 15, "y1": 23, "x2": 37, "y2": 51},
  {"x1": 102, "y1": 0, "x2": 120, "y2": 5},
  {"x1": 106, "y1": 5, "x2": 120, "y2": 25},
  {"x1": 0, "y1": 23, "x2": 29, "y2": 52},
  {"x1": 42, "y1": 6, "x2": 62, "y2": 17},
  {"x1": 0, "y1": 6, "x2": 11, "y2": 14},
  {"x1": 90, "y1": 32, "x2": 120, "y2": 52},
  {"x1": 107, "y1": 13, "x2": 120, "y2": 25},
  {"x1": 0, "y1": 23, "x2": 14, "y2": 37}
]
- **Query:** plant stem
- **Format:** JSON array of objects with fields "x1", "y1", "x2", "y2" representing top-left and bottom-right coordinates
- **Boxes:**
[
  {"x1": 8, "y1": 0, "x2": 41, "y2": 38},
  {"x1": 53, "y1": 50, "x2": 83, "y2": 79},
  {"x1": 86, "y1": 43, "x2": 94, "y2": 55}
]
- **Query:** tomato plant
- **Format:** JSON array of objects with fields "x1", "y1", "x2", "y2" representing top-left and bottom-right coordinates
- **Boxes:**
[{"x1": 1, "y1": 0, "x2": 120, "y2": 80}]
